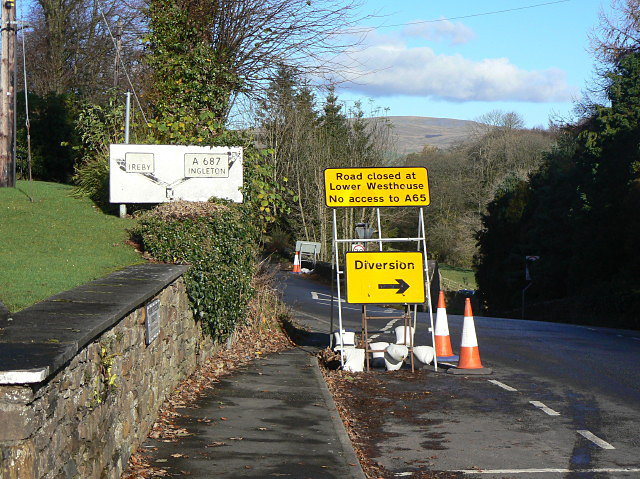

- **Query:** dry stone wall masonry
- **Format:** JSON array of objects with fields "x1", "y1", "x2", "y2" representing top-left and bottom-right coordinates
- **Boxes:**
[{"x1": 0, "y1": 264, "x2": 216, "y2": 479}]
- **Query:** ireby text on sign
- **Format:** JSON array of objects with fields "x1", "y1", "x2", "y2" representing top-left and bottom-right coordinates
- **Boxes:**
[
  {"x1": 345, "y1": 251, "x2": 425, "y2": 304},
  {"x1": 324, "y1": 167, "x2": 430, "y2": 207}
]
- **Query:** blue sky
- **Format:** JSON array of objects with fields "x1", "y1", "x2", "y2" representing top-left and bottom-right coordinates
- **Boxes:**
[{"x1": 333, "y1": 0, "x2": 611, "y2": 127}]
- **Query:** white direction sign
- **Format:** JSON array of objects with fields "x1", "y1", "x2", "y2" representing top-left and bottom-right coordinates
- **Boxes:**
[{"x1": 110, "y1": 144, "x2": 243, "y2": 203}]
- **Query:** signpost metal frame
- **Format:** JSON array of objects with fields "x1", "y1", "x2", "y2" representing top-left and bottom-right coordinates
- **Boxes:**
[{"x1": 330, "y1": 206, "x2": 438, "y2": 371}]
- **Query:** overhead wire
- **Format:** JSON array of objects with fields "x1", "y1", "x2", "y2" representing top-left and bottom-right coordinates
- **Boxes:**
[{"x1": 362, "y1": 0, "x2": 572, "y2": 32}]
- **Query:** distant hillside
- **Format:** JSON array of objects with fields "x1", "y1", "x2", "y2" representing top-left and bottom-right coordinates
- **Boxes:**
[{"x1": 379, "y1": 116, "x2": 478, "y2": 155}]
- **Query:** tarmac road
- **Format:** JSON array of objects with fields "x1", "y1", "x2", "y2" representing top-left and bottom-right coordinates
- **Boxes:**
[{"x1": 279, "y1": 272, "x2": 640, "y2": 479}]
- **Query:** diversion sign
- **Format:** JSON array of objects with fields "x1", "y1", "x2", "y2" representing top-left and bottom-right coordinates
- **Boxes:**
[
  {"x1": 345, "y1": 251, "x2": 426, "y2": 304},
  {"x1": 324, "y1": 167, "x2": 430, "y2": 207}
]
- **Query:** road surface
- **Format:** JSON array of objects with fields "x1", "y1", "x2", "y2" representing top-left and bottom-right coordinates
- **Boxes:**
[{"x1": 279, "y1": 272, "x2": 640, "y2": 478}]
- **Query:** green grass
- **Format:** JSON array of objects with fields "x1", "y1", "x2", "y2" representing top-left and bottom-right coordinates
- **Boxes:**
[
  {"x1": 439, "y1": 264, "x2": 477, "y2": 291},
  {"x1": 0, "y1": 180, "x2": 145, "y2": 312}
]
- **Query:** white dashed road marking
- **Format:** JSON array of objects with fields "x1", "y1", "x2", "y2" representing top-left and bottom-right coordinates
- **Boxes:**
[
  {"x1": 311, "y1": 291, "x2": 345, "y2": 303},
  {"x1": 529, "y1": 401, "x2": 560, "y2": 416},
  {"x1": 488, "y1": 380, "x2": 518, "y2": 392},
  {"x1": 382, "y1": 318, "x2": 401, "y2": 332},
  {"x1": 577, "y1": 430, "x2": 616, "y2": 449}
]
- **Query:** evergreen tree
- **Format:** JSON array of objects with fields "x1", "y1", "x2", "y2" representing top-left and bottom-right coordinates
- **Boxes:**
[{"x1": 475, "y1": 52, "x2": 640, "y2": 327}]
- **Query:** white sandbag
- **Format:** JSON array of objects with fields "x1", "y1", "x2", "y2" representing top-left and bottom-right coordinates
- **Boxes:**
[
  {"x1": 333, "y1": 345, "x2": 355, "y2": 354},
  {"x1": 413, "y1": 345, "x2": 435, "y2": 367},
  {"x1": 386, "y1": 343, "x2": 409, "y2": 362},
  {"x1": 369, "y1": 341, "x2": 389, "y2": 369},
  {"x1": 333, "y1": 329, "x2": 355, "y2": 350},
  {"x1": 384, "y1": 351, "x2": 403, "y2": 371},
  {"x1": 394, "y1": 325, "x2": 415, "y2": 345},
  {"x1": 384, "y1": 344, "x2": 408, "y2": 371},
  {"x1": 343, "y1": 348, "x2": 365, "y2": 372},
  {"x1": 369, "y1": 342, "x2": 389, "y2": 358}
]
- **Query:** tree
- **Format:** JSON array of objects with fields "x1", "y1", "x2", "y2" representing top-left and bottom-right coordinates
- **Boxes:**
[
  {"x1": 590, "y1": 0, "x2": 640, "y2": 66},
  {"x1": 403, "y1": 145, "x2": 478, "y2": 266},
  {"x1": 475, "y1": 52, "x2": 640, "y2": 327},
  {"x1": 145, "y1": 0, "x2": 369, "y2": 121},
  {"x1": 399, "y1": 112, "x2": 556, "y2": 268},
  {"x1": 465, "y1": 110, "x2": 554, "y2": 213},
  {"x1": 255, "y1": 74, "x2": 394, "y2": 258},
  {"x1": 16, "y1": 92, "x2": 79, "y2": 182},
  {"x1": 25, "y1": 0, "x2": 145, "y2": 98},
  {"x1": 145, "y1": 0, "x2": 241, "y2": 141}
]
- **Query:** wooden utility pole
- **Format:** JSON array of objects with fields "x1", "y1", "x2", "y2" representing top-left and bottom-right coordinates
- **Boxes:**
[
  {"x1": 0, "y1": 0, "x2": 16, "y2": 188},
  {"x1": 114, "y1": 20, "x2": 122, "y2": 88}
]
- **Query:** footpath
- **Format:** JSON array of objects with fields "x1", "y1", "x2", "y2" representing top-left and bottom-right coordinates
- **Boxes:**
[{"x1": 126, "y1": 328, "x2": 366, "y2": 478}]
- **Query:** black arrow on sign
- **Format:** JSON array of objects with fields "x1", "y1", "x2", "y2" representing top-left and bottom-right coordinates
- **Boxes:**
[{"x1": 378, "y1": 279, "x2": 410, "y2": 295}]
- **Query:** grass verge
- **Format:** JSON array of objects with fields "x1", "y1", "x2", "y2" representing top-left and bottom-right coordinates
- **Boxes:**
[
  {"x1": 0, "y1": 180, "x2": 144, "y2": 312},
  {"x1": 439, "y1": 264, "x2": 476, "y2": 291}
]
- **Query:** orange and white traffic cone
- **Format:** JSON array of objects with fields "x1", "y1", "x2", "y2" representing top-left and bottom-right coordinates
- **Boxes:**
[
  {"x1": 449, "y1": 298, "x2": 492, "y2": 375},
  {"x1": 292, "y1": 251, "x2": 301, "y2": 273},
  {"x1": 434, "y1": 291, "x2": 459, "y2": 361}
]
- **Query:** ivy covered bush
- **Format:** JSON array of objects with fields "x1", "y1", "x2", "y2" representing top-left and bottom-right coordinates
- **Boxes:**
[{"x1": 133, "y1": 200, "x2": 259, "y2": 340}]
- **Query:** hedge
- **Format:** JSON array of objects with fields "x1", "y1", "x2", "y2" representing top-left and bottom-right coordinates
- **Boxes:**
[{"x1": 133, "y1": 200, "x2": 259, "y2": 340}]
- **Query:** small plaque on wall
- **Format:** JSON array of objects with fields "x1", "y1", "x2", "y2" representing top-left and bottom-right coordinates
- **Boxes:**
[{"x1": 145, "y1": 299, "x2": 161, "y2": 345}]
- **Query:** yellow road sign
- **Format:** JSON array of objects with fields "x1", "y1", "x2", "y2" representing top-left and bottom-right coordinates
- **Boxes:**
[
  {"x1": 324, "y1": 167, "x2": 430, "y2": 208},
  {"x1": 345, "y1": 251, "x2": 425, "y2": 304}
]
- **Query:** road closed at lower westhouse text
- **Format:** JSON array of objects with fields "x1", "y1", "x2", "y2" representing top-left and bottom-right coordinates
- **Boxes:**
[{"x1": 324, "y1": 167, "x2": 430, "y2": 207}]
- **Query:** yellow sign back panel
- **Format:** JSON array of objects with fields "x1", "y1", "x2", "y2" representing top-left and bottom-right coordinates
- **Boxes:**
[
  {"x1": 325, "y1": 167, "x2": 430, "y2": 207},
  {"x1": 345, "y1": 252, "x2": 425, "y2": 304}
]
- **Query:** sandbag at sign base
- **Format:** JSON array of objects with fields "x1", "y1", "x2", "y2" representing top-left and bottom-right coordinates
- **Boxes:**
[
  {"x1": 342, "y1": 348, "x2": 365, "y2": 372},
  {"x1": 332, "y1": 329, "x2": 356, "y2": 350},
  {"x1": 384, "y1": 344, "x2": 408, "y2": 371},
  {"x1": 368, "y1": 341, "x2": 389, "y2": 369},
  {"x1": 394, "y1": 325, "x2": 415, "y2": 345},
  {"x1": 412, "y1": 345, "x2": 435, "y2": 369}
]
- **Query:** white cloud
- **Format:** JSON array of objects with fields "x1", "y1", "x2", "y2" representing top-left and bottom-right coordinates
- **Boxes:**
[
  {"x1": 402, "y1": 18, "x2": 475, "y2": 45},
  {"x1": 341, "y1": 42, "x2": 574, "y2": 103}
]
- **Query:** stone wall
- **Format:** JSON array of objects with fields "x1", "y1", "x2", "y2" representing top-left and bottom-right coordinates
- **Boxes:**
[{"x1": 0, "y1": 265, "x2": 215, "y2": 479}]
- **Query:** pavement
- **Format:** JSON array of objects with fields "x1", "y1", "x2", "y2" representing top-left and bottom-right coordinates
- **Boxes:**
[{"x1": 129, "y1": 334, "x2": 367, "y2": 478}]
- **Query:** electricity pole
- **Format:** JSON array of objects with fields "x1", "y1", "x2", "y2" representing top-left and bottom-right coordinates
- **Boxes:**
[
  {"x1": 114, "y1": 20, "x2": 122, "y2": 88},
  {"x1": 0, "y1": 0, "x2": 16, "y2": 188}
]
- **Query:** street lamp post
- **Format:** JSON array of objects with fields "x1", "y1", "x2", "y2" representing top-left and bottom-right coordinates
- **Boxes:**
[{"x1": 522, "y1": 256, "x2": 540, "y2": 320}]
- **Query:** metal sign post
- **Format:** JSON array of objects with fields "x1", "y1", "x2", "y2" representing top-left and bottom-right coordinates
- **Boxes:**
[
  {"x1": 419, "y1": 208, "x2": 437, "y2": 371},
  {"x1": 522, "y1": 256, "x2": 540, "y2": 320},
  {"x1": 332, "y1": 209, "x2": 346, "y2": 368}
]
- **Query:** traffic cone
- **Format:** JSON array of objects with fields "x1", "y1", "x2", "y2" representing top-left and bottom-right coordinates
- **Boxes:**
[
  {"x1": 448, "y1": 298, "x2": 491, "y2": 374},
  {"x1": 434, "y1": 291, "x2": 458, "y2": 361},
  {"x1": 292, "y1": 251, "x2": 301, "y2": 273}
]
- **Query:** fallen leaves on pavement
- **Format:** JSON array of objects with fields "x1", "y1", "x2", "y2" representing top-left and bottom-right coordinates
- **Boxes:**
[{"x1": 121, "y1": 308, "x2": 295, "y2": 478}]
